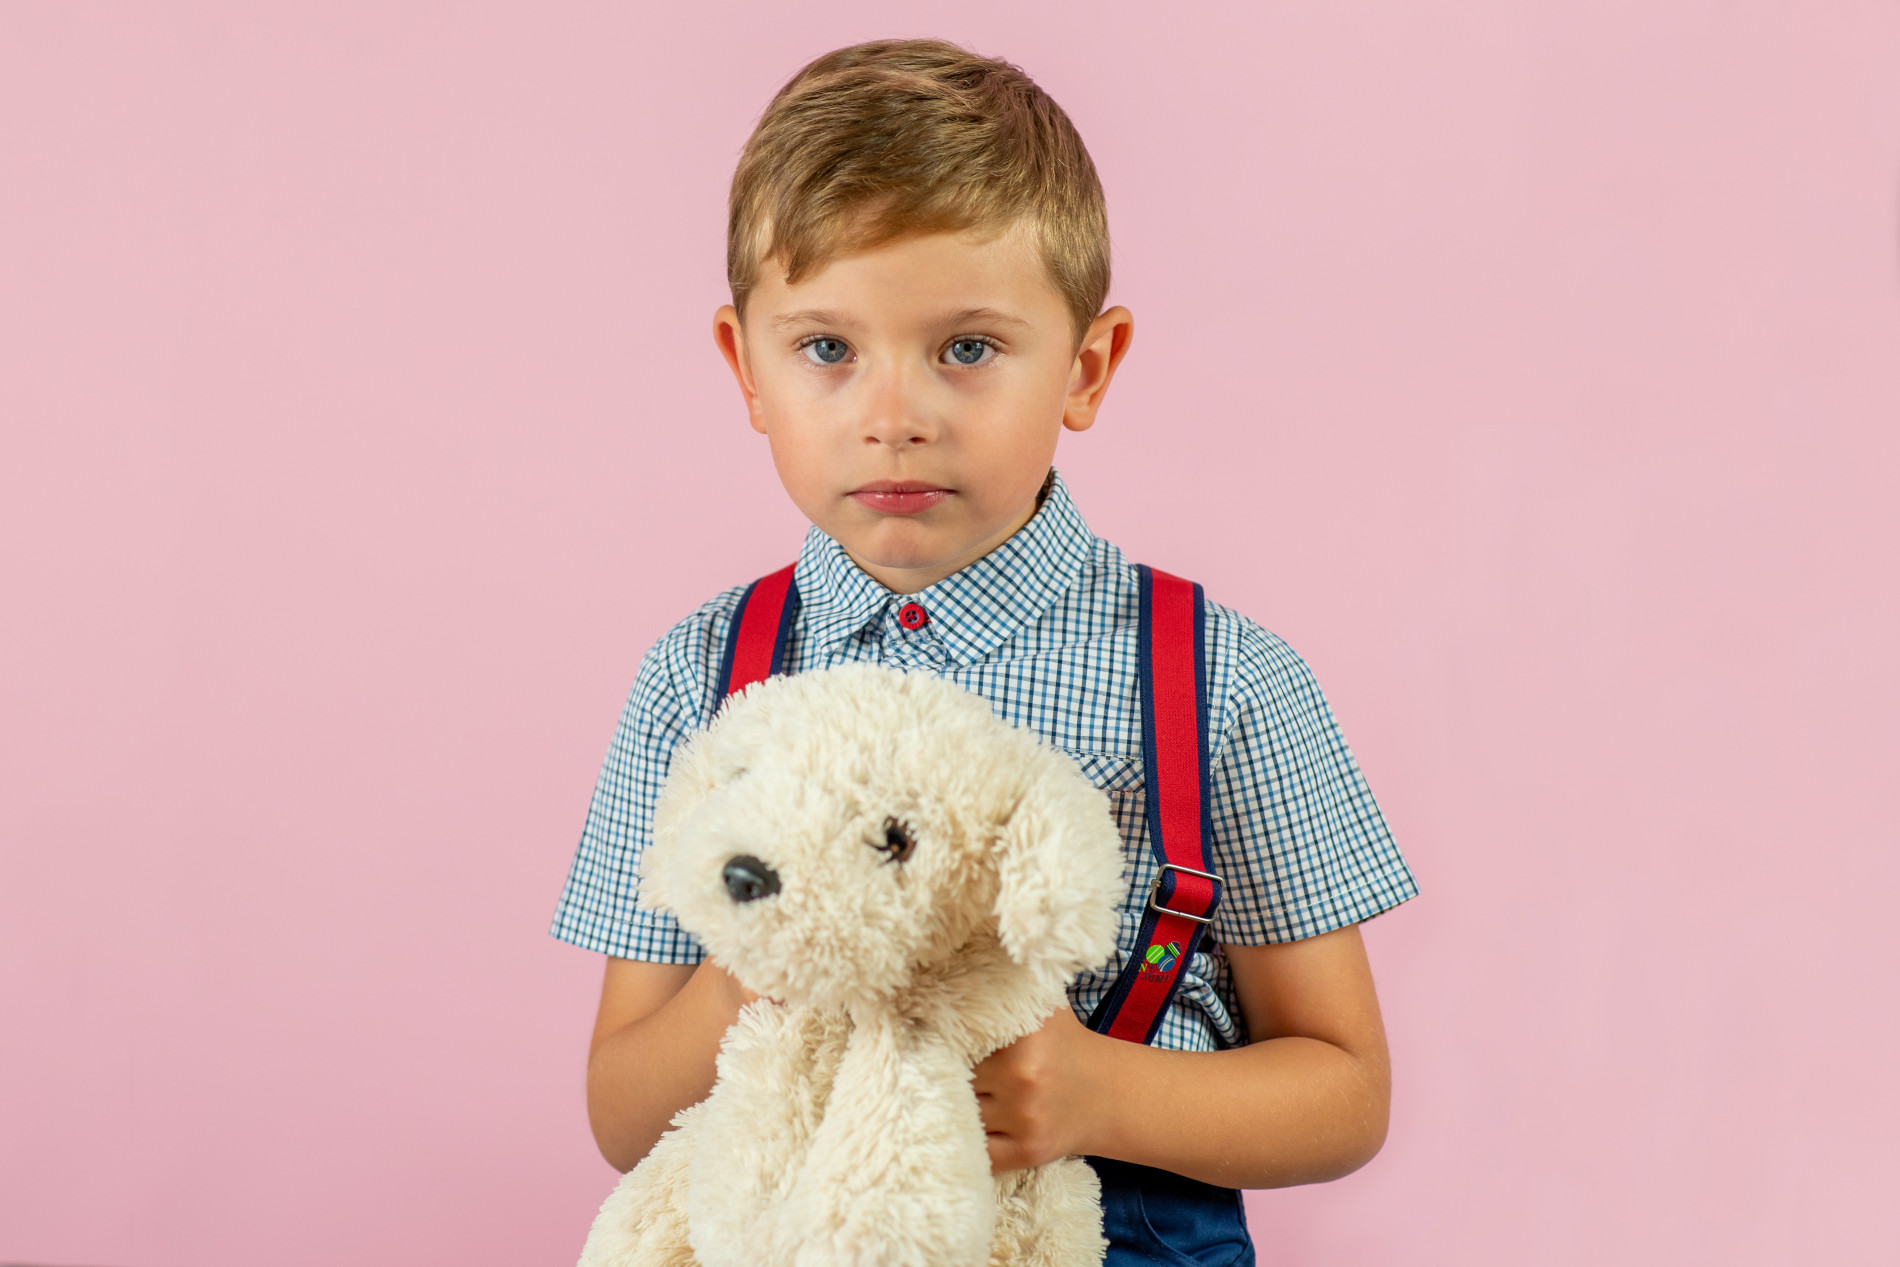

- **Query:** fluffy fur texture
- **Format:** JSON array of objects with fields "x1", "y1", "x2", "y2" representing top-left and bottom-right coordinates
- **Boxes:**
[{"x1": 577, "y1": 664, "x2": 1126, "y2": 1267}]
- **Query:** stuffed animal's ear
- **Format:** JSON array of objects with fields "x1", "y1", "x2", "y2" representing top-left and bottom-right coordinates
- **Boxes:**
[
  {"x1": 641, "y1": 676, "x2": 786, "y2": 911},
  {"x1": 639, "y1": 729, "x2": 722, "y2": 912},
  {"x1": 990, "y1": 755, "x2": 1126, "y2": 985}
]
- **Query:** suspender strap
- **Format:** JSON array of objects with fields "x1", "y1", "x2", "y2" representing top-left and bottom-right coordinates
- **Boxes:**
[
  {"x1": 1086, "y1": 565, "x2": 1225, "y2": 1045},
  {"x1": 716, "y1": 564, "x2": 800, "y2": 699}
]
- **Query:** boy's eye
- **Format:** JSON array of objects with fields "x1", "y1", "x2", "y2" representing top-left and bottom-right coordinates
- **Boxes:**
[
  {"x1": 944, "y1": 338, "x2": 993, "y2": 366},
  {"x1": 801, "y1": 337, "x2": 851, "y2": 366}
]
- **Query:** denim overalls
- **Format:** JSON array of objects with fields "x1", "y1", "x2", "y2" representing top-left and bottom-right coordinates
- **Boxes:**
[{"x1": 1086, "y1": 1157, "x2": 1254, "y2": 1266}]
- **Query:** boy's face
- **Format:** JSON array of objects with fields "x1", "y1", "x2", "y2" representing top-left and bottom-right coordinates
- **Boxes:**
[{"x1": 715, "y1": 221, "x2": 1133, "y2": 594}]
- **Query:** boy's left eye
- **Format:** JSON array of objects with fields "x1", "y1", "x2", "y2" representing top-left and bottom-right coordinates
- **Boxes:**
[{"x1": 943, "y1": 338, "x2": 994, "y2": 366}]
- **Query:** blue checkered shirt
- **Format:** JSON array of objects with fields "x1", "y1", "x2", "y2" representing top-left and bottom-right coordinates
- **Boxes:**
[{"x1": 552, "y1": 473, "x2": 1416, "y2": 1051}]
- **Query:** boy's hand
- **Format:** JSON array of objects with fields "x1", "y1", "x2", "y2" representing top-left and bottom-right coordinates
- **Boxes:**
[
  {"x1": 971, "y1": 1007, "x2": 1114, "y2": 1171},
  {"x1": 965, "y1": 928, "x2": 1393, "y2": 1187}
]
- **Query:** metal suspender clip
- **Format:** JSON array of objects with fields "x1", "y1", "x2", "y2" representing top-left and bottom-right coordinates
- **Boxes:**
[{"x1": 1146, "y1": 863, "x2": 1224, "y2": 925}]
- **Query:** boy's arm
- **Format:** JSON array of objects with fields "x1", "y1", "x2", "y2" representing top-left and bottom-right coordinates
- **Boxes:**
[
  {"x1": 586, "y1": 956, "x2": 758, "y2": 1172},
  {"x1": 972, "y1": 923, "x2": 1390, "y2": 1189}
]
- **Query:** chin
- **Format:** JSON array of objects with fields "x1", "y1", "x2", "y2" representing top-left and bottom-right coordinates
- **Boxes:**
[
  {"x1": 836, "y1": 522, "x2": 966, "y2": 573},
  {"x1": 853, "y1": 543, "x2": 953, "y2": 572}
]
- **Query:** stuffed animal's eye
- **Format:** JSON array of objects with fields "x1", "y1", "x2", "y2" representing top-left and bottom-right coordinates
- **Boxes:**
[{"x1": 875, "y1": 817, "x2": 915, "y2": 864}]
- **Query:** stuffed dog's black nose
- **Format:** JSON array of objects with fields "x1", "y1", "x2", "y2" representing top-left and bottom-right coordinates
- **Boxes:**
[{"x1": 721, "y1": 855, "x2": 781, "y2": 903}]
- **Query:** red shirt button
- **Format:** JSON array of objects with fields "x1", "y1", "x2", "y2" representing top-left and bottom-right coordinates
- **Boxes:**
[{"x1": 897, "y1": 602, "x2": 929, "y2": 630}]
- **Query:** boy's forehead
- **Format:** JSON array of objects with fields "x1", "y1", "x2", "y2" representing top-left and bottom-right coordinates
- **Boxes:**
[{"x1": 748, "y1": 221, "x2": 1068, "y2": 332}]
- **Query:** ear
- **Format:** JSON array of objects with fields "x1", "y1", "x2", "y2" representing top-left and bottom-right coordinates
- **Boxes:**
[
  {"x1": 713, "y1": 304, "x2": 769, "y2": 435},
  {"x1": 990, "y1": 755, "x2": 1126, "y2": 985},
  {"x1": 1062, "y1": 305, "x2": 1134, "y2": 434}
]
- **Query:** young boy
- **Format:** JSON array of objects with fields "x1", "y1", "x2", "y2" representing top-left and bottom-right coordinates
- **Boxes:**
[{"x1": 553, "y1": 38, "x2": 1416, "y2": 1263}]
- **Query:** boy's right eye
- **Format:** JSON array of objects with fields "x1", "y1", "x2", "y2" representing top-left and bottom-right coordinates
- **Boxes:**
[{"x1": 799, "y1": 337, "x2": 851, "y2": 366}]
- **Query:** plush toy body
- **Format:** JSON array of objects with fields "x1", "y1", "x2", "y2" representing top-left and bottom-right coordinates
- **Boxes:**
[{"x1": 577, "y1": 664, "x2": 1126, "y2": 1267}]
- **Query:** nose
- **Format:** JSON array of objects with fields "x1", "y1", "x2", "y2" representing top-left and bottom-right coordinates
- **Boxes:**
[
  {"x1": 860, "y1": 363, "x2": 937, "y2": 449},
  {"x1": 721, "y1": 855, "x2": 781, "y2": 903}
]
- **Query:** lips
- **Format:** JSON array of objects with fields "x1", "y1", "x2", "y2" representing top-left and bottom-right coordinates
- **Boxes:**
[{"x1": 849, "y1": 481, "x2": 951, "y2": 515}]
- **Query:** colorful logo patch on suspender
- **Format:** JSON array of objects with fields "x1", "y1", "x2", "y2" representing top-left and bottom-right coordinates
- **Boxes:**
[{"x1": 1142, "y1": 941, "x2": 1183, "y2": 975}]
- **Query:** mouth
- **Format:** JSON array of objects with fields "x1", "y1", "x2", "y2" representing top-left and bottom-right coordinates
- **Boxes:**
[{"x1": 849, "y1": 481, "x2": 952, "y2": 515}]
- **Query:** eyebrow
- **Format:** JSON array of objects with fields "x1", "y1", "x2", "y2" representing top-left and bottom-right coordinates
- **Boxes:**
[
  {"x1": 948, "y1": 307, "x2": 1033, "y2": 331},
  {"x1": 765, "y1": 306, "x2": 1035, "y2": 333},
  {"x1": 767, "y1": 309, "x2": 852, "y2": 331}
]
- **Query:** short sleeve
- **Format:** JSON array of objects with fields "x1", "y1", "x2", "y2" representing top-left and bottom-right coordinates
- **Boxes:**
[
  {"x1": 1204, "y1": 616, "x2": 1417, "y2": 944},
  {"x1": 549, "y1": 600, "x2": 735, "y2": 961}
]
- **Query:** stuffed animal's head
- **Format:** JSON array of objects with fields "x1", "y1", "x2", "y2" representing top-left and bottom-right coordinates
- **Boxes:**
[{"x1": 641, "y1": 664, "x2": 1125, "y2": 1012}]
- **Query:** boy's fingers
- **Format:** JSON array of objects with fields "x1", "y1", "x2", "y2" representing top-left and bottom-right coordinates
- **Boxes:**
[
  {"x1": 986, "y1": 1132, "x2": 1029, "y2": 1173},
  {"x1": 975, "y1": 1090, "x2": 1013, "y2": 1137}
]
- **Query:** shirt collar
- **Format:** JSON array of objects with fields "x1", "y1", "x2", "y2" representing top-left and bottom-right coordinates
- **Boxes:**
[{"x1": 792, "y1": 470, "x2": 1095, "y2": 667}]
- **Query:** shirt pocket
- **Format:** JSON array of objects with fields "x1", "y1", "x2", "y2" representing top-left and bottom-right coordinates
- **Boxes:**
[
  {"x1": 1053, "y1": 749, "x2": 1148, "y2": 866},
  {"x1": 1055, "y1": 749, "x2": 1144, "y2": 797}
]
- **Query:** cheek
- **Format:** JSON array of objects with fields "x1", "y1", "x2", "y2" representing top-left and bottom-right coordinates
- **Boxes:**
[
  {"x1": 761, "y1": 409, "x2": 845, "y2": 512},
  {"x1": 961, "y1": 365, "x2": 1068, "y2": 450},
  {"x1": 956, "y1": 412, "x2": 1061, "y2": 511},
  {"x1": 752, "y1": 353, "x2": 839, "y2": 431}
]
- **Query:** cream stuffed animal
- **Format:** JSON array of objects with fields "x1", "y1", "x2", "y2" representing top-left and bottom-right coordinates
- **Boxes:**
[{"x1": 577, "y1": 663, "x2": 1126, "y2": 1267}]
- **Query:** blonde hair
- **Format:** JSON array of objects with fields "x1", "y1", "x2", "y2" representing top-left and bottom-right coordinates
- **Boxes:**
[{"x1": 728, "y1": 39, "x2": 1111, "y2": 341}]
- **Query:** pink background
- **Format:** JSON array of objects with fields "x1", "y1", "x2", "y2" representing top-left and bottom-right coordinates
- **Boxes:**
[{"x1": 3, "y1": 3, "x2": 1896, "y2": 1263}]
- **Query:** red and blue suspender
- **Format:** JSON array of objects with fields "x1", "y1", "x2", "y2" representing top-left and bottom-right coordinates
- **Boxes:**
[
  {"x1": 715, "y1": 564, "x2": 800, "y2": 698},
  {"x1": 1083, "y1": 566, "x2": 1224, "y2": 1044},
  {"x1": 714, "y1": 561, "x2": 1222, "y2": 1046}
]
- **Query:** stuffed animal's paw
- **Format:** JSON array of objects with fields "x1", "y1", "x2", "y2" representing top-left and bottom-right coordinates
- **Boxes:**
[
  {"x1": 575, "y1": 1112, "x2": 700, "y2": 1267},
  {"x1": 991, "y1": 1158, "x2": 1108, "y2": 1266}
]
